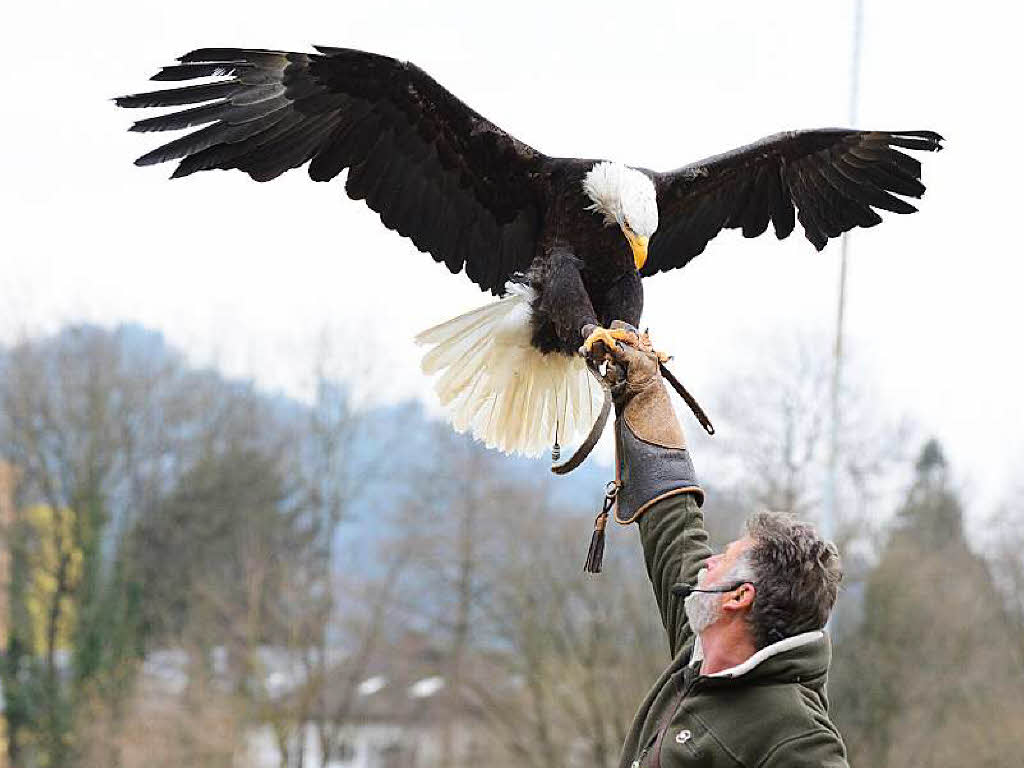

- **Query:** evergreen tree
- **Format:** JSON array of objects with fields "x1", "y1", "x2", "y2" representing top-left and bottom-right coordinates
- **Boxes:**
[{"x1": 836, "y1": 439, "x2": 1024, "y2": 767}]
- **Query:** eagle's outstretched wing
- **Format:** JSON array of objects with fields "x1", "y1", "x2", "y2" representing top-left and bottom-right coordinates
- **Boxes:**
[
  {"x1": 643, "y1": 129, "x2": 943, "y2": 277},
  {"x1": 117, "y1": 47, "x2": 547, "y2": 295}
]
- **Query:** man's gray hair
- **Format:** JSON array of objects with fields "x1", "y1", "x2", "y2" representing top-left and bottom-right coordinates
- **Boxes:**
[{"x1": 742, "y1": 512, "x2": 843, "y2": 649}]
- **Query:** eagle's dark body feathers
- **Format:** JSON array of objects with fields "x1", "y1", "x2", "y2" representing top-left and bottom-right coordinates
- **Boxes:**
[{"x1": 527, "y1": 162, "x2": 644, "y2": 354}]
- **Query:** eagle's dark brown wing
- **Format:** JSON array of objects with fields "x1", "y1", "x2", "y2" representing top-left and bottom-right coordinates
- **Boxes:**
[
  {"x1": 643, "y1": 129, "x2": 943, "y2": 277},
  {"x1": 117, "y1": 47, "x2": 547, "y2": 295}
]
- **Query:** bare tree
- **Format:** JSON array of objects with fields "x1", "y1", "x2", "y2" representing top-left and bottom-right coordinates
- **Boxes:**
[
  {"x1": 298, "y1": 335, "x2": 414, "y2": 768},
  {"x1": 468, "y1": 498, "x2": 665, "y2": 768},
  {"x1": 697, "y1": 332, "x2": 912, "y2": 559}
]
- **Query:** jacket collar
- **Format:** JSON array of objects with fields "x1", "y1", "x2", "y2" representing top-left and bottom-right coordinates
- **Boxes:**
[{"x1": 690, "y1": 630, "x2": 826, "y2": 680}]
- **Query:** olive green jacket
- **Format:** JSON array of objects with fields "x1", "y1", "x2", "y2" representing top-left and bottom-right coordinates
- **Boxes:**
[{"x1": 618, "y1": 493, "x2": 849, "y2": 768}]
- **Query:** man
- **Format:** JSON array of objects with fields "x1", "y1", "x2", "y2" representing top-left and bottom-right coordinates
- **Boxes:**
[{"x1": 598, "y1": 324, "x2": 848, "y2": 768}]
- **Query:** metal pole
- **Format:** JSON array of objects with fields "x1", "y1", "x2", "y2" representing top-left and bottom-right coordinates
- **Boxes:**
[{"x1": 825, "y1": 0, "x2": 863, "y2": 631}]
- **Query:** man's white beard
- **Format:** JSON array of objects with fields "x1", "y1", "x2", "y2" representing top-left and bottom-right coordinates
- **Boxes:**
[{"x1": 684, "y1": 568, "x2": 724, "y2": 634}]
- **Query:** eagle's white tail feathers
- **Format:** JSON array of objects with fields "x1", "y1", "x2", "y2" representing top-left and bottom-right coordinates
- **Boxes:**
[{"x1": 415, "y1": 284, "x2": 604, "y2": 457}]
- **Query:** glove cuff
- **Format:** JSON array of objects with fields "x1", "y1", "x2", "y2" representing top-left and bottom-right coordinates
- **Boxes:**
[{"x1": 614, "y1": 418, "x2": 704, "y2": 525}]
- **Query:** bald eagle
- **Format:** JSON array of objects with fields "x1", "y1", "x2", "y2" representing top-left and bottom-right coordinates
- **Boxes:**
[{"x1": 117, "y1": 46, "x2": 943, "y2": 456}]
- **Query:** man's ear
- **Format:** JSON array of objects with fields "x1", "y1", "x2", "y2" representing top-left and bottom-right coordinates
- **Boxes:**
[{"x1": 722, "y1": 584, "x2": 755, "y2": 613}]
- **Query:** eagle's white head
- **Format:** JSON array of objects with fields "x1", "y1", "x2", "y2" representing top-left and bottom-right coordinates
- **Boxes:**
[{"x1": 582, "y1": 162, "x2": 658, "y2": 270}]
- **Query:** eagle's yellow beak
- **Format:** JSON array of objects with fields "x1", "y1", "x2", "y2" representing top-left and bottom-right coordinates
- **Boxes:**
[{"x1": 624, "y1": 230, "x2": 649, "y2": 271}]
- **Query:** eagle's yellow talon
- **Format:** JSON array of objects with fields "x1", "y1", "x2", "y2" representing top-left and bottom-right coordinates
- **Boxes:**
[
  {"x1": 582, "y1": 326, "x2": 636, "y2": 354},
  {"x1": 581, "y1": 325, "x2": 670, "y2": 362}
]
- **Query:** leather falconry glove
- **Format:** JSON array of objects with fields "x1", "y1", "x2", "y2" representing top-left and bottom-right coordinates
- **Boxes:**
[{"x1": 596, "y1": 321, "x2": 704, "y2": 525}]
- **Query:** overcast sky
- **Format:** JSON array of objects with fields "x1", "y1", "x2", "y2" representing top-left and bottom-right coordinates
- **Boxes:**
[{"x1": 2, "y1": 0, "x2": 1021, "y2": 513}]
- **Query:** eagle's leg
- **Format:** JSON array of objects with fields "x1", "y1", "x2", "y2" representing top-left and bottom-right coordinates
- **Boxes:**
[
  {"x1": 532, "y1": 248, "x2": 600, "y2": 355},
  {"x1": 581, "y1": 269, "x2": 662, "y2": 358}
]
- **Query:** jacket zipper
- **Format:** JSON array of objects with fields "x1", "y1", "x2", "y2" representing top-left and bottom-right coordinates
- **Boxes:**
[
  {"x1": 631, "y1": 734, "x2": 658, "y2": 768},
  {"x1": 634, "y1": 671, "x2": 701, "y2": 768}
]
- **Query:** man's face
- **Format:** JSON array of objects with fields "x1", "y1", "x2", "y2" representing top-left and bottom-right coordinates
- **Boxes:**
[
  {"x1": 703, "y1": 536, "x2": 755, "y2": 588},
  {"x1": 684, "y1": 537, "x2": 756, "y2": 634}
]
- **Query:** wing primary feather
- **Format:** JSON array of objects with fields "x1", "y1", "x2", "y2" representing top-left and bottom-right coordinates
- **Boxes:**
[
  {"x1": 374, "y1": 152, "x2": 416, "y2": 228},
  {"x1": 846, "y1": 200, "x2": 883, "y2": 229},
  {"x1": 723, "y1": 176, "x2": 754, "y2": 229},
  {"x1": 811, "y1": 158, "x2": 857, "y2": 234},
  {"x1": 129, "y1": 100, "x2": 229, "y2": 132},
  {"x1": 488, "y1": 226, "x2": 514, "y2": 294},
  {"x1": 434, "y1": 182, "x2": 470, "y2": 265},
  {"x1": 291, "y1": 91, "x2": 348, "y2": 114},
  {"x1": 500, "y1": 210, "x2": 535, "y2": 292},
  {"x1": 844, "y1": 175, "x2": 919, "y2": 214},
  {"x1": 230, "y1": 83, "x2": 286, "y2": 106},
  {"x1": 858, "y1": 163, "x2": 925, "y2": 198},
  {"x1": 464, "y1": 221, "x2": 489, "y2": 284},
  {"x1": 150, "y1": 63, "x2": 251, "y2": 81},
  {"x1": 880, "y1": 149, "x2": 923, "y2": 180},
  {"x1": 446, "y1": 205, "x2": 478, "y2": 274},
  {"x1": 170, "y1": 110, "x2": 304, "y2": 177},
  {"x1": 738, "y1": 165, "x2": 773, "y2": 237},
  {"x1": 427, "y1": 171, "x2": 460, "y2": 260},
  {"x1": 847, "y1": 143, "x2": 903, "y2": 166},
  {"x1": 408, "y1": 155, "x2": 449, "y2": 251},
  {"x1": 131, "y1": 95, "x2": 291, "y2": 134},
  {"x1": 116, "y1": 80, "x2": 239, "y2": 108},
  {"x1": 818, "y1": 160, "x2": 868, "y2": 202},
  {"x1": 135, "y1": 109, "x2": 288, "y2": 167},
  {"x1": 827, "y1": 154, "x2": 923, "y2": 214},
  {"x1": 411, "y1": 173, "x2": 446, "y2": 255},
  {"x1": 469, "y1": 211, "x2": 500, "y2": 286},
  {"x1": 357, "y1": 132, "x2": 401, "y2": 208},
  {"x1": 178, "y1": 48, "x2": 285, "y2": 65},
  {"x1": 306, "y1": 100, "x2": 372, "y2": 182},
  {"x1": 769, "y1": 164, "x2": 796, "y2": 240},
  {"x1": 386, "y1": 168, "x2": 429, "y2": 241},
  {"x1": 479, "y1": 210, "x2": 507, "y2": 293},
  {"x1": 879, "y1": 132, "x2": 944, "y2": 151},
  {"x1": 800, "y1": 162, "x2": 845, "y2": 238},
  {"x1": 786, "y1": 167, "x2": 828, "y2": 250},
  {"x1": 383, "y1": 148, "x2": 440, "y2": 247},
  {"x1": 335, "y1": 111, "x2": 387, "y2": 170},
  {"x1": 236, "y1": 113, "x2": 337, "y2": 181},
  {"x1": 318, "y1": 103, "x2": 380, "y2": 167},
  {"x1": 345, "y1": 130, "x2": 391, "y2": 201},
  {"x1": 808, "y1": 162, "x2": 882, "y2": 230},
  {"x1": 888, "y1": 129, "x2": 944, "y2": 142}
]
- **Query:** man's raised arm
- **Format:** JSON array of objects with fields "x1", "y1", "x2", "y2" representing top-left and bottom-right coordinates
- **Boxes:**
[{"x1": 599, "y1": 326, "x2": 711, "y2": 657}]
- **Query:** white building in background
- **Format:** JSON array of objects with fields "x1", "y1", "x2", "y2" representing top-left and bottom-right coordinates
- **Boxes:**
[
  {"x1": 140, "y1": 635, "x2": 492, "y2": 768},
  {"x1": 244, "y1": 645, "x2": 488, "y2": 768}
]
